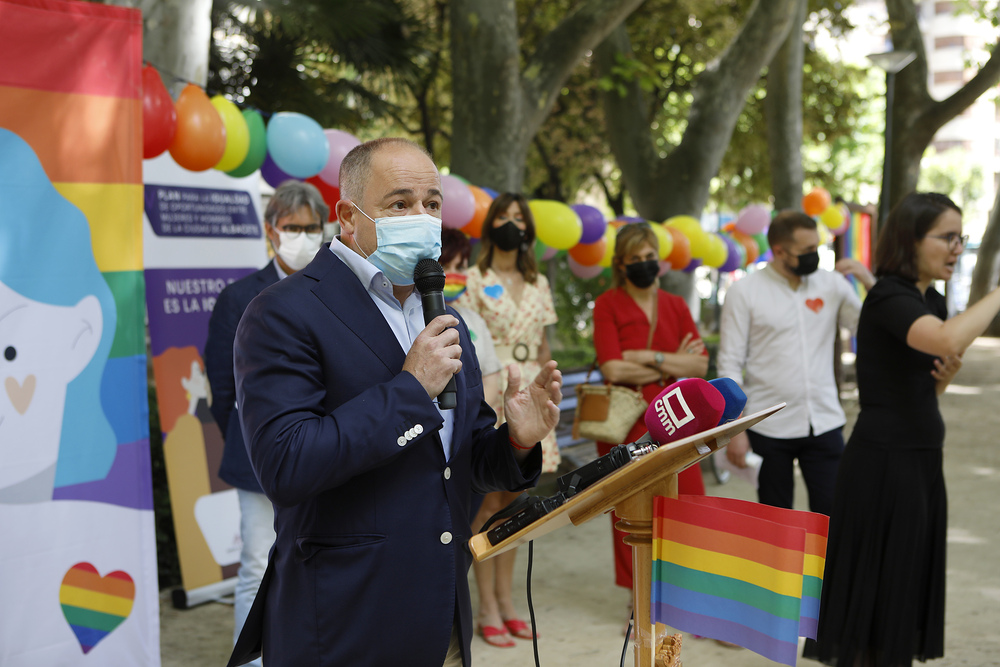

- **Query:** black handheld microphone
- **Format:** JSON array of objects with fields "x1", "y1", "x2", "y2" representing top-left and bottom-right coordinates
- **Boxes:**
[{"x1": 414, "y1": 258, "x2": 457, "y2": 410}]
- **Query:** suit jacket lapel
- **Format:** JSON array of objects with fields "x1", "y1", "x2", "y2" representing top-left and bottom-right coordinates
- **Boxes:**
[{"x1": 303, "y1": 248, "x2": 406, "y2": 374}]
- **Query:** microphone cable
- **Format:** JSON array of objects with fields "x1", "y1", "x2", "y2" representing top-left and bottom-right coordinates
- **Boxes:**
[{"x1": 621, "y1": 610, "x2": 633, "y2": 667}]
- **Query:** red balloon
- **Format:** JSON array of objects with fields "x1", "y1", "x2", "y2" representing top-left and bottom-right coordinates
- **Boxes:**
[
  {"x1": 568, "y1": 238, "x2": 607, "y2": 266},
  {"x1": 142, "y1": 65, "x2": 176, "y2": 159},
  {"x1": 169, "y1": 84, "x2": 226, "y2": 171},
  {"x1": 305, "y1": 176, "x2": 340, "y2": 221}
]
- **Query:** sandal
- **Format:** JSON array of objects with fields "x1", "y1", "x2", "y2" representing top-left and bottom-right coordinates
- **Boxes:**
[
  {"x1": 503, "y1": 618, "x2": 537, "y2": 640},
  {"x1": 478, "y1": 625, "x2": 516, "y2": 648}
]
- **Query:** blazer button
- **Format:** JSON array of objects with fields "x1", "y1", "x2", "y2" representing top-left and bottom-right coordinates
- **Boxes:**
[
  {"x1": 396, "y1": 436, "x2": 407, "y2": 447},
  {"x1": 440, "y1": 532, "x2": 453, "y2": 545},
  {"x1": 444, "y1": 467, "x2": 451, "y2": 480},
  {"x1": 414, "y1": 424, "x2": 423, "y2": 435},
  {"x1": 405, "y1": 429, "x2": 414, "y2": 440}
]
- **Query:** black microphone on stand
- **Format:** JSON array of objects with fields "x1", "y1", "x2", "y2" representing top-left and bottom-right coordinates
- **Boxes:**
[{"x1": 414, "y1": 258, "x2": 457, "y2": 410}]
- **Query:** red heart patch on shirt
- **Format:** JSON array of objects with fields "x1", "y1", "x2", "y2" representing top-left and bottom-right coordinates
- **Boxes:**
[{"x1": 805, "y1": 298, "x2": 824, "y2": 313}]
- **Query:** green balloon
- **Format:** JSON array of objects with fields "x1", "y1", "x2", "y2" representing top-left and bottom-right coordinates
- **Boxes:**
[
  {"x1": 752, "y1": 232, "x2": 769, "y2": 255},
  {"x1": 226, "y1": 109, "x2": 267, "y2": 178}
]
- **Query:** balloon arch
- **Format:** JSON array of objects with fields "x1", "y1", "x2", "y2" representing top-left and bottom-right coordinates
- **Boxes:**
[{"x1": 142, "y1": 65, "x2": 857, "y2": 278}]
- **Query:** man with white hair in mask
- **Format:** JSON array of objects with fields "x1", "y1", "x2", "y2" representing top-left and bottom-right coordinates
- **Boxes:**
[{"x1": 204, "y1": 179, "x2": 328, "y2": 666}]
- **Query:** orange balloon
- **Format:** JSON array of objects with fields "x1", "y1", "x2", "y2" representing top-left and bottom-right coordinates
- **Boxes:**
[
  {"x1": 460, "y1": 185, "x2": 493, "y2": 239},
  {"x1": 731, "y1": 229, "x2": 759, "y2": 266},
  {"x1": 722, "y1": 222, "x2": 736, "y2": 233},
  {"x1": 609, "y1": 219, "x2": 628, "y2": 229},
  {"x1": 802, "y1": 187, "x2": 832, "y2": 216},
  {"x1": 568, "y1": 238, "x2": 607, "y2": 266},
  {"x1": 665, "y1": 226, "x2": 692, "y2": 270},
  {"x1": 169, "y1": 84, "x2": 226, "y2": 171}
]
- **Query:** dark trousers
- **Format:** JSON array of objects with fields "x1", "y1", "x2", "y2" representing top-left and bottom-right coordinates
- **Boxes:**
[{"x1": 747, "y1": 427, "x2": 844, "y2": 516}]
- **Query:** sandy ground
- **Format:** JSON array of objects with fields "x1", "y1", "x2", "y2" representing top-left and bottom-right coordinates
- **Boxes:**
[{"x1": 160, "y1": 339, "x2": 1000, "y2": 666}]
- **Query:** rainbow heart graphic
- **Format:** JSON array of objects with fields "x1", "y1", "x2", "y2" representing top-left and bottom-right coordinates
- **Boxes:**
[{"x1": 60, "y1": 562, "x2": 135, "y2": 654}]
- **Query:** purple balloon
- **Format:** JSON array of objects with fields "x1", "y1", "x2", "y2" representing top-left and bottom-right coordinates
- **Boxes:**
[
  {"x1": 718, "y1": 233, "x2": 741, "y2": 273},
  {"x1": 572, "y1": 204, "x2": 608, "y2": 244},
  {"x1": 261, "y1": 153, "x2": 299, "y2": 188},
  {"x1": 620, "y1": 215, "x2": 645, "y2": 224},
  {"x1": 682, "y1": 258, "x2": 702, "y2": 273}
]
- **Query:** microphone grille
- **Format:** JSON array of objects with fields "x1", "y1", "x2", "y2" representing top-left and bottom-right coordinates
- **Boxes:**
[{"x1": 414, "y1": 258, "x2": 446, "y2": 292}]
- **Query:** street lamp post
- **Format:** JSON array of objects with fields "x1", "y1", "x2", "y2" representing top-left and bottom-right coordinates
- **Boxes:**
[{"x1": 867, "y1": 49, "x2": 916, "y2": 232}]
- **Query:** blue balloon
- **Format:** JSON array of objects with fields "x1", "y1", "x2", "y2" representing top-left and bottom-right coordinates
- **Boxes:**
[
  {"x1": 481, "y1": 187, "x2": 499, "y2": 198},
  {"x1": 266, "y1": 112, "x2": 330, "y2": 178}
]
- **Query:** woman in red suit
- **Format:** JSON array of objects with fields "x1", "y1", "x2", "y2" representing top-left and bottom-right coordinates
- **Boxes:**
[{"x1": 592, "y1": 222, "x2": 709, "y2": 594}]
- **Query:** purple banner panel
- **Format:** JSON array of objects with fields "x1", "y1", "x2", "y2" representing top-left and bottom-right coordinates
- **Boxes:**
[
  {"x1": 144, "y1": 183, "x2": 261, "y2": 238},
  {"x1": 145, "y1": 266, "x2": 257, "y2": 356}
]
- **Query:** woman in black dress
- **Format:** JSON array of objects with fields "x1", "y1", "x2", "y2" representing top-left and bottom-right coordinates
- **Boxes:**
[{"x1": 809, "y1": 192, "x2": 1000, "y2": 667}]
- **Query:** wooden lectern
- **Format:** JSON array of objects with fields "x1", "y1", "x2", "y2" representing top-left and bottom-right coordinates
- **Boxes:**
[{"x1": 469, "y1": 403, "x2": 784, "y2": 667}]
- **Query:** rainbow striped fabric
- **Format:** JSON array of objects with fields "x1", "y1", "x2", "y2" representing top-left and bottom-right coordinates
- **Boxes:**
[
  {"x1": 59, "y1": 563, "x2": 136, "y2": 654},
  {"x1": 652, "y1": 495, "x2": 828, "y2": 666}
]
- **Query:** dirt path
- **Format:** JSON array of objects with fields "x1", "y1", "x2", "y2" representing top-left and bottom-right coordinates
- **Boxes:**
[{"x1": 160, "y1": 339, "x2": 1000, "y2": 666}]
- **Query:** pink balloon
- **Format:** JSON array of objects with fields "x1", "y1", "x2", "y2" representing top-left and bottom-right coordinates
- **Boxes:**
[
  {"x1": 659, "y1": 260, "x2": 672, "y2": 276},
  {"x1": 539, "y1": 244, "x2": 558, "y2": 261},
  {"x1": 441, "y1": 173, "x2": 476, "y2": 229},
  {"x1": 568, "y1": 256, "x2": 604, "y2": 279},
  {"x1": 734, "y1": 204, "x2": 770, "y2": 235},
  {"x1": 317, "y1": 129, "x2": 362, "y2": 187}
]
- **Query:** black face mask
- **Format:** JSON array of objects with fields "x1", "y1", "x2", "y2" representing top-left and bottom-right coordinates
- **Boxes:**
[
  {"x1": 489, "y1": 221, "x2": 526, "y2": 252},
  {"x1": 625, "y1": 259, "x2": 660, "y2": 288},
  {"x1": 791, "y1": 250, "x2": 820, "y2": 276}
]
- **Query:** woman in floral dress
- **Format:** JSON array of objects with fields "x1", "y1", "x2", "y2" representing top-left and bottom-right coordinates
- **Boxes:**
[{"x1": 455, "y1": 192, "x2": 558, "y2": 647}]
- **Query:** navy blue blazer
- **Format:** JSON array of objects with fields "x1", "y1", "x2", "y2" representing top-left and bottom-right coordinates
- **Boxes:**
[
  {"x1": 205, "y1": 261, "x2": 279, "y2": 492},
  {"x1": 231, "y1": 245, "x2": 542, "y2": 666}
]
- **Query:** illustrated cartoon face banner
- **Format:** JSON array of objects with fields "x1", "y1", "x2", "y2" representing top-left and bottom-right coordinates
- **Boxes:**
[
  {"x1": 0, "y1": 0, "x2": 158, "y2": 664},
  {"x1": 142, "y1": 153, "x2": 266, "y2": 600}
]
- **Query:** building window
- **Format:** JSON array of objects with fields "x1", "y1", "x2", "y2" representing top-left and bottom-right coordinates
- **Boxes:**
[
  {"x1": 934, "y1": 70, "x2": 966, "y2": 84},
  {"x1": 935, "y1": 36, "x2": 965, "y2": 49}
]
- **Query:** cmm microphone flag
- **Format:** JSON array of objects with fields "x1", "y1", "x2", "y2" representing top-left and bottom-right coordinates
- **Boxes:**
[
  {"x1": 651, "y1": 495, "x2": 829, "y2": 667},
  {"x1": 643, "y1": 378, "x2": 725, "y2": 444}
]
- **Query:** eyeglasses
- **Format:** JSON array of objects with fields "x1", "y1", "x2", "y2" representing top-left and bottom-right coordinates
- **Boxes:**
[
  {"x1": 926, "y1": 233, "x2": 969, "y2": 250},
  {"x1": 278, "y1": 224, "x2": 324, "y2": 235}
]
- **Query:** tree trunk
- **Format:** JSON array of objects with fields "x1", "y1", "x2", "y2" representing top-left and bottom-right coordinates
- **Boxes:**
[
  {"x1": 597, "y1": 0, "x2": 797, "y2": 221},
  {"x1": 449, "y1": 0, "x2": 644, "y2": 192},
  {"x1": 105, "y1": 0, "x2": 213, "y2": 95},
  {"x1": 764, "y1": 0, "x2": 806, "y2": 211},
  {"x1": 969, "y1": 186, "x2": 1000, "y2": 333},
  {"x1": 882, "y1": 0, "x2": 1000, "y2": 219}
]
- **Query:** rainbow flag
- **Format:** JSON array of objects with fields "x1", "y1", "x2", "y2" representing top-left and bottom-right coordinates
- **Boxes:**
[{"x1": 652, "y1": 495, "x2": 829, "y2": 666}]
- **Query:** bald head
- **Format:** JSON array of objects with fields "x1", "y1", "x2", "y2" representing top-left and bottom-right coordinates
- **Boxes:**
[{"x1": 339, "y1": 137, "x2": 434, "y2": 205}]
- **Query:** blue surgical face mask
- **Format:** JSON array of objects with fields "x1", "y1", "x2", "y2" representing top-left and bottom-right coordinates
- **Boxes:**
[{"x1": 353, "y1": 204, "x2": 442, "y2": 286}]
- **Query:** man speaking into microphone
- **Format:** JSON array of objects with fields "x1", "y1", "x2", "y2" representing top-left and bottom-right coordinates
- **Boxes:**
[{"x1": 232, "y1": 138, "x2": 562, "y2": 667}]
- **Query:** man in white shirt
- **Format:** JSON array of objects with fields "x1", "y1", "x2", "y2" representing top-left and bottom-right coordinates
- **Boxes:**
[{"x1": 718, "y1": 211, "x2": 874, "y2": 515}]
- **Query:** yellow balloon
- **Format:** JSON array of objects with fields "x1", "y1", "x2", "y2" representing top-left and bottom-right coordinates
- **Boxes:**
[
  {"x1": 665, "y1": 215, "x2": 709, "y2": 259},
  {"x1": 819, "y1": 204, "x2": 844, "y2": 230},
  {"x1": 817, "y1": 223, "x2": 832, "y2": 246},
  {"x1": 702, "y1": 234, "x2": 728, "y2": 268},
  {"x1": 530, "y1": 199, "x2": 583, "y2": 250},
  {"x1": 211, "y1": 95, "x2": 250, "y2": 172},
  {"x1": 649, "y1": 222, "x2": 673, "y2": 260},
  {"x1": 598, "y1": 225, "x2": 617, "y2": 268}
]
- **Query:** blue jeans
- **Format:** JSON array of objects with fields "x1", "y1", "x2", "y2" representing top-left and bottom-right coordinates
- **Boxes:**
[
  {"x1": 235, "y1": 488, "x2": 275, "y2": 666},
  {"x1": 747, "y1": 427, "x2": 844, "y2": 516}
]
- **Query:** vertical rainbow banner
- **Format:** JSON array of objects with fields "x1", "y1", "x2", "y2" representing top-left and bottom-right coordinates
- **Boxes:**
[
  {"x1": 0, "y1": 0, "x2": 159, "y2": 665},
  {"x1": 652, "y1": 495, "x2": 828, "y2": 666},
  {"x1": 842, "y1": 210, "x2": 872, "y2": 300}
]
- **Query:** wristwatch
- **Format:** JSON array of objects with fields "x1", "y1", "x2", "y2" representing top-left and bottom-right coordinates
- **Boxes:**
[{"x1": 654, "y1": 351, "x2": 665, "y2": 366}]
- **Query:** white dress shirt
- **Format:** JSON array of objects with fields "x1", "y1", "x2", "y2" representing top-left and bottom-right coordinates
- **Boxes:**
[
  {"x1": 717, "y1": 263, "x2": 862, "y2": 439},
  {"x1": 329, "y1": 238, "x2": 456, "y2": 459}
]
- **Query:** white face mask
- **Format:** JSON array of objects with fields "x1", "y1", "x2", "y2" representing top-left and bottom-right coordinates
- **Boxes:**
[{"x1": 275, "y1": 230, "x2": 323, "y2": 271}]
